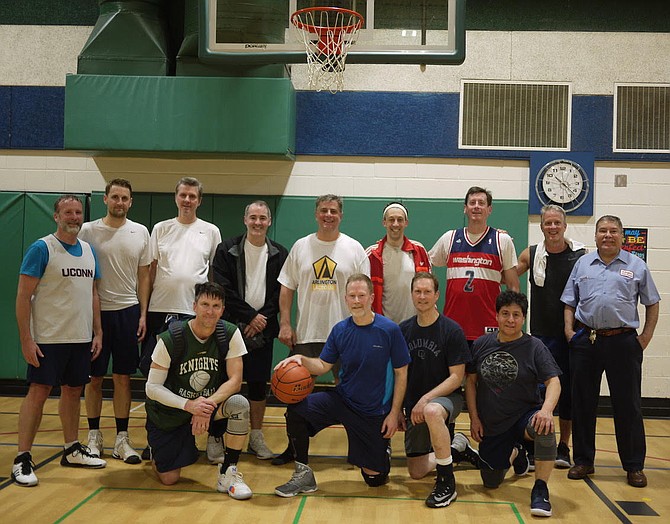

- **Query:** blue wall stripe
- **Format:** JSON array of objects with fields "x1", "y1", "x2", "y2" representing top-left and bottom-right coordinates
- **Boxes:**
[
  {"x1": 10, "y1": 87, "x2": 64, "y2": 149},
  {"x1": 0, "y1": 88, "x2": 10, "y2": 148},
  {"x1": 1, "y1": 86, "x2": 668, "y2": 161}
]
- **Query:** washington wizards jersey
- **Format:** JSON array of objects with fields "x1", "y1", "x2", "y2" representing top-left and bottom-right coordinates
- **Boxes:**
[{"x1": 444, "y1": 227, "x2": 503, "y2": 340}]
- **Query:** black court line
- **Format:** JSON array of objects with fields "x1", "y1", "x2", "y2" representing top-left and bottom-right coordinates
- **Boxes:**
[{"x1": 583, "y1": 477, "x2": 633, "y2": 523}]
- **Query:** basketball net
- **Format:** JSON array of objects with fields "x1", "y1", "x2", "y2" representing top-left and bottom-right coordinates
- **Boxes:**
[{"x1": 291, "y1": 7, "x2": 364, "y2": 94}]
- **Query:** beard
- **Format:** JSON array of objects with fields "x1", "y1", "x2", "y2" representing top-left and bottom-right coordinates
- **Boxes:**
[{"x1": 62, "y1": 223, "x2": 81, "y2": 234}]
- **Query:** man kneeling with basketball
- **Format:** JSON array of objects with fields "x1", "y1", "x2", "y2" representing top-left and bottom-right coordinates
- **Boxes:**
[
  {"x1": 145, "y1": 282, "x2": 252, "y2": 499},
  {"x1": 273, "y1": 274, "x2": 410, "y2": 497}
]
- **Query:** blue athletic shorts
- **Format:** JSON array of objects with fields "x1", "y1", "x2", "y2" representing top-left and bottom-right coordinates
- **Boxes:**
[
  {"x1": 27, "y1": 342, "x2": 91, "y2": 387},
  {"x1": 145, "y1": 418, "x2": 200, "y2": 474},
  {"x1": 91, "y1": 304, "x2": 141, "y2": 376},
  {"x1": 291, "y1": 390, "x2": 391, "y2": 474},
  {"x1": 478, "y1": 407, "x2": 539, "y2": 470}
]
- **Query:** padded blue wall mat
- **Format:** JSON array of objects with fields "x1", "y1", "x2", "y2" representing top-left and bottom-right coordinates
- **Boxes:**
[{"x1": 10, "y1": 87, "x2": 64, "y2": 149}]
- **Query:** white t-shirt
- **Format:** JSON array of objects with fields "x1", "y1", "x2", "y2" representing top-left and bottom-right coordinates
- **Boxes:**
[
  {"x1": 278, "y1": 232, "x2": 370, "y2": 344},
  {"x1": 152, "y1": 324, "x2": 248, "y2": 367},
  {"x1": 381, "y1": 244, "x2": 418, "y2": 323},
  {"x1": 244, "y1": 239, "x2": 268, "y2": 311},
  {"x1": 79, "y1": 218, "x2": 151, "y2": 311},
  {"x1": 148, "y1": 218, "x2": 222, "y2": 315}
]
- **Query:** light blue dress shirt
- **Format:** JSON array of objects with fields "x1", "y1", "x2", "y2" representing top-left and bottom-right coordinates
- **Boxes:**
[{"x1": 561, "y1": 249, "x2": 660, "y2": 330}]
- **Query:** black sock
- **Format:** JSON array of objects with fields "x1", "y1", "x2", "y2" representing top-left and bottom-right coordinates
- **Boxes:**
[
  {"x1": 115, "y1": 418, "x2": 129, "y2": 433},
  {"x1": 436, "y1": 463, "x2": 454, "y2": 481},
  {"x1": 222, "y1": 446, "x2": 241, "y2": 472},
  {"x1": 286, "y1": 408, "x2": 310, "y2": 464},
  {"x1": 88, "y1": 417, "x2": 100, "y2": 431}
]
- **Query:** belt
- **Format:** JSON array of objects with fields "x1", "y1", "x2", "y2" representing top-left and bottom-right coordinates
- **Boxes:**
[{"x1": 575, "y1": 321, "x2": 635, "y2": 338}]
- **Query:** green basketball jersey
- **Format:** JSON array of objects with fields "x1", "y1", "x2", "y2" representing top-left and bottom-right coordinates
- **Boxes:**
[{"x1": 146, "y1": 319, "x2": 237, "y2": 431}]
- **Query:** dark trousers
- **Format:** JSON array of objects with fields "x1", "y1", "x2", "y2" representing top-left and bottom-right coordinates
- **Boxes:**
[{"x1": 570, "y1": 330, "x2": 645, "y2": 471}]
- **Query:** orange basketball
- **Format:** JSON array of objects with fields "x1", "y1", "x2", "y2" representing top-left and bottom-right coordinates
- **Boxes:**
[{"x1": 271, "y1": 361, "x2": 314, "y2": 404}]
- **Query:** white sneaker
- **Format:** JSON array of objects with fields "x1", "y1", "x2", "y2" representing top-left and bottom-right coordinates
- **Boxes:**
[
  {"x1": 113, "y1": 432, "x2": 142, "y2": 464},
  {"x1": 217, "y1": 465, "x2": 253, "y2": 500},
  {"x1": 87, "y1": 429, "x2": 104, "y2": 457},
  {"x1": 207, "y1": 435, "x2": 225, "y2": 464},
  {"x1": 248, "y1": 431, "x2": 274, "y2": 460},
  {"x1": 11, "y1": 452, "x2": 38, "y2": 487},
  {"x1": 61, "y1": 442, "x2": 107, "y2": 468}
]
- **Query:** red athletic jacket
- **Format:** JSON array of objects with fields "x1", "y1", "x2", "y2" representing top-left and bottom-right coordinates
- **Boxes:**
[{"x1": 366, "y1": 236, "x2": 431, "y2": 315}]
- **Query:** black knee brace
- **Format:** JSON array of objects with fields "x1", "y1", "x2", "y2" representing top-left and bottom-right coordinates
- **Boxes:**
[{"x1": 361, "y1": 470, "x2": 389, "y2": 487}]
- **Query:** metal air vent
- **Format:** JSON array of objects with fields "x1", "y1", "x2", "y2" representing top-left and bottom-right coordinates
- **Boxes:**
[
  {"x1": 614, "y1": 84, "x2": 670, "y2": 153},
  {"x1": 460, "y1": 81, "x2": 571, "y2": 150}
]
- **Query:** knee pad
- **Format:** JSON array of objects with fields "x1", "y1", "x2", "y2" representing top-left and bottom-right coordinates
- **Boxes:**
[
  {"x1": 480, "y1": 467, "x2": 506, "y2": 489},
  {"x1": 219, "y1": 394, "x2": 250, "y2": 435},
  {"x1": 246, "y1": 381, "x2": 268, "y2": 402},
  {"x1": 361, "y1": 470, "x2": 389, "y2": 487},
  {"x1": 526, "y1": 421, "x2": 557, "y2": 461}
]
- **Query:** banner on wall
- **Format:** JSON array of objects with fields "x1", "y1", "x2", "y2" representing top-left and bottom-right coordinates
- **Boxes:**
[{"x1": 622, "y1": 228, "x2": 648, "y2": 262}]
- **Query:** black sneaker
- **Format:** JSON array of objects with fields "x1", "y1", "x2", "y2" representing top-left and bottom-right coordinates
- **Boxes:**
[
  {"x1": 271, "y1": 447, "x2": 295, "y2": 466},
  {"x1": 555, "y1": 442, "x2": 572, "y2": 469},
  {"x1": 141, "y1": 445, "x2": 152, "y2": 461},
  {"x1": 530, "y1": 480, "x2": 552, "y2": 517},
  {"x1": 512, "y1": 444, "x2": 530, "y2": 476},
  {"x1": 451, "y1": 432, "x2": 481, "y2": 469},
  {"x1": 61, "y1": 442, "x2": 106, "y2": 468},
  {"x1": 425, "y1": 477, "x2": 457, "y2": 508}
]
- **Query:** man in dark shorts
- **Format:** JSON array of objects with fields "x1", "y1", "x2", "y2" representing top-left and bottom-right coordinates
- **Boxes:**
[
  {"x1": 144, "y1": 282, "x2": 252, "y2": 499},
  {"x1": 79, "y1": 178, "x2": 151, "y2": 464},
  {"x1": 517, "y1": 204, "x2": 586, "y2": 468},
  {"x1": 12, "y1": 195, "x2": 106, "y2": 487},
  {"x1": 400, "y1": 272, "x2": 476, "y2": 508},
  {"x1": 273, "y1": 274, "x2": 410, "y2": 497},
  {"x1": 466, "y1": 291, "x2": 561, "y2": 517},
  {"x1": 213, "y1": 200, "x2": 288, "y2": 460}
]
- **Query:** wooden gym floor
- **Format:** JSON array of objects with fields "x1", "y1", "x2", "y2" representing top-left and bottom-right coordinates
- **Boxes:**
[{"x1": 0, "y1": 396, "x2": 668, "y2": 523}]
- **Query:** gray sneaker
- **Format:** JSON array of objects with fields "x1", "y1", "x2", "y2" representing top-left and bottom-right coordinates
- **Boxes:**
[
  {"x1": 274, "y1": 462, "x2": 318, "y2": 497},
  {"x1": 207, "y1": 435, "x2": 225, "y2": 464}
]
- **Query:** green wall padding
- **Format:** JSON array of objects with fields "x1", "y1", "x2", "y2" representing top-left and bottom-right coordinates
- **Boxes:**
[
  {"x1": 0, "y1": 192, "x2": 527, "y2": 382},
  {"x1": 64, "y1": 75, "x2": 296, "y2": 156}
]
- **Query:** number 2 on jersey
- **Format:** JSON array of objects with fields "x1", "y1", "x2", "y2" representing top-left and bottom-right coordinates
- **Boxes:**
[{"x1": 464, "y1": 270, "x2": 475, "y2": 292}]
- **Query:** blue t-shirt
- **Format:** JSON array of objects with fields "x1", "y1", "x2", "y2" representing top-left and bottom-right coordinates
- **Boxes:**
[
  {"x1": 320, "y1": 314, "x2": 411, "y2": 416},
  {"x1": 20, "y1": 236, "x2": 101, "y2": 279}
]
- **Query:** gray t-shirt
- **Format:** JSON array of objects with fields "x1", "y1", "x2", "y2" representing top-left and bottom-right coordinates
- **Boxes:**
[{"x1": 466, "y1": 333, "x2": 561, "y2": 436}]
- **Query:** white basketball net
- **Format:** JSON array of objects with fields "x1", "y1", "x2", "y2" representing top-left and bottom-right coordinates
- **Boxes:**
[{"x1": 291, "y1": 8, "x2": 364, "y2": 94}]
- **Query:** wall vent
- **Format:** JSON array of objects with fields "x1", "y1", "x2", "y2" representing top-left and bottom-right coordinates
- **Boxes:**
[
  {"x1": 614, "y1": 84, "x2": 670, "y2": 153},
  {"x1": 460, "y1": 81, "x2": 571, "y2": 150}
]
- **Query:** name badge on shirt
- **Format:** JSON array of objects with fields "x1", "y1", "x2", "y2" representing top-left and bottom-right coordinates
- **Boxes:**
[
  {"x1": 485, "y1": 326, "x2": 499, "y2": 334},
  {"x1": 620, "y1": 269, "x2": 634, "y2": 279}
]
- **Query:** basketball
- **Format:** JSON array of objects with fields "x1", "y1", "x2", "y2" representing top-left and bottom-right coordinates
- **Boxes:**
[
  {"x1": 271, "y1": 361, "x2": 314, "y2": 404},
  {"x1": 189, "y1": 370, "x2": 211, "y2": 392}
]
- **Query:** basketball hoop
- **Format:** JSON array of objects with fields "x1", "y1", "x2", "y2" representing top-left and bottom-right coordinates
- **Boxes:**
[{"x1": 291, "y1": 7, "x2": 364, "y2": 93}]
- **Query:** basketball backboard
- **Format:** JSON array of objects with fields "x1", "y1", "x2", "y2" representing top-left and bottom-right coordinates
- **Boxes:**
[{"x1": 199, "y1": 0, "x2": 466, "y2": 65}]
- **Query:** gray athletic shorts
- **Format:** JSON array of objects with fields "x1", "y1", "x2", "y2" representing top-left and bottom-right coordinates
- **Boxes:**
[{"x1": 404, "y1": 394, "x2": 463, "y2": 457}]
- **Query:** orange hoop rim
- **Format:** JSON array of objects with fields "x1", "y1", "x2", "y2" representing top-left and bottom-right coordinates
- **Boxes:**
[{"x1": 290, "y1": 6, "x2": 364, "y2": 36}]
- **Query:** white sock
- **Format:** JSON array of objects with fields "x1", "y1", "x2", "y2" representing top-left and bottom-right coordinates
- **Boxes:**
[
  {"x1": 436, "y1": 456, "x2": 453, "y2": 466},
  {"x1": 64, "y1": 441, "x2": 78, "y2": 450}
]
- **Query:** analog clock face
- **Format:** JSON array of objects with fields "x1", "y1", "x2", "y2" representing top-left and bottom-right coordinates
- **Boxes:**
[
  {"x1": 541, "y1": 162, "x2": 584, "y2": 203},
  {"x1": 535, "y1": 159, "x2": 589, "y2": 212}
]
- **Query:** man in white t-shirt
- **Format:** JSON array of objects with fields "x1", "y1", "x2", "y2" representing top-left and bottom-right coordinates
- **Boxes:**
[
  {"x1": 366, "y1": 202, "x2": 431, "y2": 324},
  {"x1": 140, "y1": 177, "x2": 222, "y2": 460},
  {"x1": 429, "y1": 186, "x2": 519, "y2": 345},
  {"x1": 273, "y1": 194, "x2": 369, "y2": 465},
  {"x1": 79, "y1": 179, "x2": 151, "y2": 465}
]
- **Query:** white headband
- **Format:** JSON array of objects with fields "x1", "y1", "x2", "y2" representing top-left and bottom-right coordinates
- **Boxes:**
[{"x1": 383, "y1": 203, "x2": 408, "y2": 219}]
